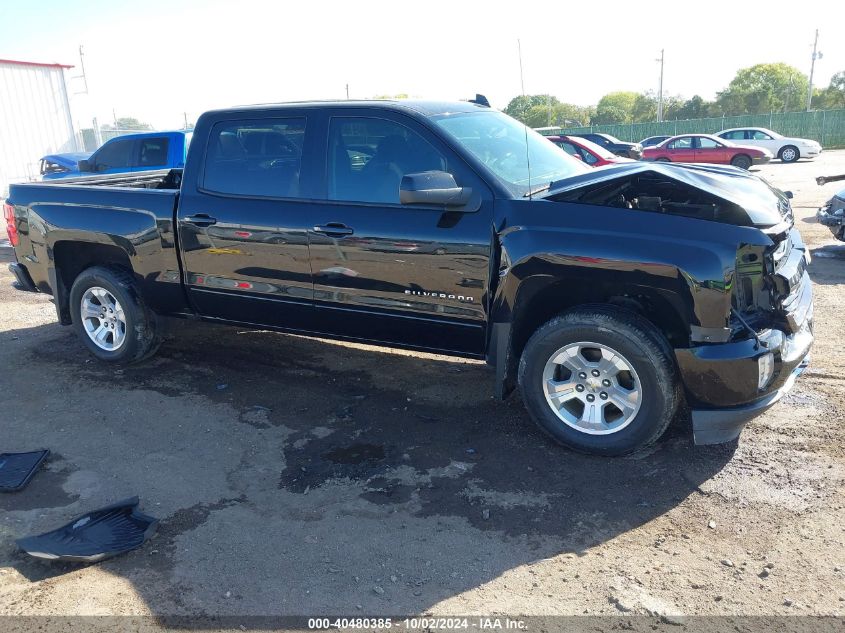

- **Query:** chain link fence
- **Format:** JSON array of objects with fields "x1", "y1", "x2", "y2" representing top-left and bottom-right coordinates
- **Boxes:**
[{"x1": 538, "y1": 109, "x2": 845, "y2": 148}]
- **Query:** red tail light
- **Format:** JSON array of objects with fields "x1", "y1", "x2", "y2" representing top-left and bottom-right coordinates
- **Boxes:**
[{"x1": 3, "y1": 201, "x2": 18, "y2": 247}]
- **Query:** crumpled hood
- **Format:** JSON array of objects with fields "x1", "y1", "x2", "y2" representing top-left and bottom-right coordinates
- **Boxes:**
[{"x1": 541, "y1": 161, "x2": 791, "y2": 228}]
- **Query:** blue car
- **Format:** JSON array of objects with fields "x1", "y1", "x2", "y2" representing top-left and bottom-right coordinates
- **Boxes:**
[{"x1": 44, "y1": 131, "x2": 192, "y2": 179}]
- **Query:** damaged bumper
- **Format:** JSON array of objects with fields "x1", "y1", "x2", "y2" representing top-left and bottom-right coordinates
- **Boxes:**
[
  {"x1": 817, "y1": 196, "x2": 845, "y2": 240},
  {"x1": 9, "y1": 262, "x2": 37, "y2": 292},
  {"x1": 676, "y1": 271, "x2": 814, "y2": 445}
]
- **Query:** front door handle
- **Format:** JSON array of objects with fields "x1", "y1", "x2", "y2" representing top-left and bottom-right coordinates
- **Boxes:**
[
  {"x1": 184, "y1": 214, "x2": 217, "y2": 227},
  {"x1": 313, "y1": 223, "x2": 354, "y2": 237}
]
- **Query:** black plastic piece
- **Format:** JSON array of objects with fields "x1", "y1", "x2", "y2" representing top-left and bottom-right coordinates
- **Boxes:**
[
  {"x1": 8, "y1": 263, "x2": 38, "y2": 292},
  {"x1": 0, "y1": 450, "x2": 49, "y2": 492},
  {"x1": 16, "y1": 497, "x2": 158, "y2": 562}
]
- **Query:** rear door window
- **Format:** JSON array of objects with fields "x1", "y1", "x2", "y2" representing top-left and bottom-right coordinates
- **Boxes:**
[
  {"x1": 202, "y1": 118, "x2": 306, "y2": 198},
  {"x1": 136, "y1": 137, "x2": 170, "y2": 167}
]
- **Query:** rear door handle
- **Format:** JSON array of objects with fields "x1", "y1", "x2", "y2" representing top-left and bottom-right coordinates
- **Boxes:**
[
  {"x1": 184, "y1": 214, "x2": 217, "y2": 227},
  {"x1": 313, "y1": 223, "x2": 354, "y2": 237}
]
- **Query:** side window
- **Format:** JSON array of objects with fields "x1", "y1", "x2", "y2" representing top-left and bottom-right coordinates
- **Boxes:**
[
  {"x1": 698, "y1": 137, "x2": 721, "y2": 149},
  {"x1": 579, "y1": 148, "x2": 598, "y2": 165},
  {"x1": 137, "y1": 137, "x2": 170, "y2": 167},
  {"x1": 751, "y1": 130, "x2": 773, "y2": 140},
  {"x1": 203, "y1": 118, "x2": 305, "y2": 198},
  {"x1": 557, "y1": 141, "x2": 580, "y2": 158},
  {"x1": 93, "y1": 139, "x2": 133, "y2": 172},
  {"x1": 40, "y1": 159, "x2": 67, "y2": 175},
  {"x1": 328, "y1": 117, "x2": 447, "y2": 204},
  {"x1": 668, "y1": 137, "x2": 693, "y2": 149},
  {"x1": 722, "y1": 130, "x2": 746, "y2": 140}
]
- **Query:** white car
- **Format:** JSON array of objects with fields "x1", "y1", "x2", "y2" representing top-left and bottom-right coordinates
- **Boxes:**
[{"x1": 715, "y1": 127, "x2": 822, "y2": 163}]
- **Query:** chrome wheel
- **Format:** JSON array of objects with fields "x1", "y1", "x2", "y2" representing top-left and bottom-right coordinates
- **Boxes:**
[
  {"x1": 80, "y1": 287, "x2": 127, "y2": 351},
  {"x1": 542, "y1": 342, "x2": 642, "y2": 435},
  {"x1": 780, "y1": 147, "x2": 798, "y2": 162}
]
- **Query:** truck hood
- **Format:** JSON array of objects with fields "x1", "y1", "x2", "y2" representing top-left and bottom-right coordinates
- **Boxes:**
[{"x1": 541, "y1": 161, "x2": 791, "y2": 228}]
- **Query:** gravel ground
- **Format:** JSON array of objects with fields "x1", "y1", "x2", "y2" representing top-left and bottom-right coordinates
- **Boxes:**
[{"x1": 0, "y1": 152, "x2": 844, "y2": 623}]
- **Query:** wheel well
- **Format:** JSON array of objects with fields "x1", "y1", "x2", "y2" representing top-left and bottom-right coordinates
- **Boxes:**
[
  {"x1": 508, "y1": 280, "x2": 688, "y2": 389},
  {"x1": 732, "y1": 153, "x2": 751, "y2": 162},
  {"x1": 52, "y1": 241, "x2": 133, "y2": 324},
  {"x1": 778, "y1": 144, "x2": 799, "y2": 158}
]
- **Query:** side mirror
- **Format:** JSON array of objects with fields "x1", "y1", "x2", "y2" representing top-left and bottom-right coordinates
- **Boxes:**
[
  {"x1": 77, "y1": 159, "x2": 93, "y2": 172},
  {"x1": 784, "y1": 190, "x2": 794, "y2": 199},
  {"x1": 399, "y1": 171, "x2": 474, "y2": 209}
]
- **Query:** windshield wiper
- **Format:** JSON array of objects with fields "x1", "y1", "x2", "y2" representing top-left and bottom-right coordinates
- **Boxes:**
[{"x1": 523, "y1": 182, "x2": 552, "y2": 198}]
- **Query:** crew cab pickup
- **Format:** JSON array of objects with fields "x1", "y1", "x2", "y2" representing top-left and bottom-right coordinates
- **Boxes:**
[
  {"x1": 43, "y1": 131, "x2": 191, "y2": 180},
  {"x1": 4, "y1": 99, "x2": 813, "y2": 455}
]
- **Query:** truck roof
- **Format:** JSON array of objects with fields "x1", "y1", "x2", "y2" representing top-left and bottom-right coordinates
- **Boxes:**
[{"x1": 220, "y1": 99, "x2": 489, "y2": 117}]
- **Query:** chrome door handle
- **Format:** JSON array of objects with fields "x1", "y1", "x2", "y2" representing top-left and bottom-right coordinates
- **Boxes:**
[
  {"x1": 184, "y1": 214, "x2": 217, "y2": 227},
  {"x1": 313, "y1": 223, "x2": 353, "y2": 237}
]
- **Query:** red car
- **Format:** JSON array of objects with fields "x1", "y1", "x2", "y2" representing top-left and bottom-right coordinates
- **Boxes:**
[
  {"x1": 546, "y1": 135, "x2": 634, "y2": 167},
  {"x1": 641, "y1": 134, "x2": 772, "y2": 170}
]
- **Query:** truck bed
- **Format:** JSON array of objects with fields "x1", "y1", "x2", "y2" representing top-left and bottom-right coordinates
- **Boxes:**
[{"x1": 33, "y1": 168, "x2": 183, "y2": 190}]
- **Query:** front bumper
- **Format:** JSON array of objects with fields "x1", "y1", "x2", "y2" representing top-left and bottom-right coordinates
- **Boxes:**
[
  {"x1": 676, "y1": 274, "x2": 814, "y2": 445},
  {"x1": 753, "y1": 155, "x2": 772, "y2": 165}
]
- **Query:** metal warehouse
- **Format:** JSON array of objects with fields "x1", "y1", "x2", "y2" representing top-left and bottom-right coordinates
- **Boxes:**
[{"x1": 0, "y1": 58, "x2": 78, "y2": 196}]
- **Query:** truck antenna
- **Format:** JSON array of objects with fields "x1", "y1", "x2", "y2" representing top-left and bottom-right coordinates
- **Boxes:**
[{"x1": 517, "y1": 39, "x2": 533, "y2": 199}]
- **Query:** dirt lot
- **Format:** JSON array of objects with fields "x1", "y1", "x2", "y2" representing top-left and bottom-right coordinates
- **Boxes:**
[{"x1": 1, "y1": 152, "x2": 844, "y2": 622}]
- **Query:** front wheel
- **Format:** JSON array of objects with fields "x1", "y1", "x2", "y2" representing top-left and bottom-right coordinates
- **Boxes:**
[
  {"x1": 518, "y1": 307, "x2": 680, "y2": 455},
  {"x1": 779, "y1": 145, "x2": 799, "y2": 163},
  {"x1": 731, "y1": 154, "x2": 752, "y2": 170},
  {"x1": 655, "y1": 157, "x2": 670, "y2": 162},
  {"x1": 69, "y1": 266, "x2": 160, "y2": 363}
]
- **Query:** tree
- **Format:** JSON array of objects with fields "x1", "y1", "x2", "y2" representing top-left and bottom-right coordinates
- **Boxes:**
[
  {"x1": 674, "y1": 95, "x2": 711, "y2": 120},
  {"x1": 102, "y1": 117, "x2": 152, "y2": 131},
  {"x1": 504, "y1": 94, "x2": 556, "y2": 123},
  {"x1": 592, "y1": 91, "x2": 639, "y2": 124},
  {"x1": 716, "y1": 63, "x2": 809, "y2": 115},
  {"x1": 812, "y1": 71, "x2": 845, "y2": 109}
]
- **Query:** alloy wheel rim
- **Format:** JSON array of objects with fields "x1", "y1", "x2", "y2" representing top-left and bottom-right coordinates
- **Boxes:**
[
  {"x1": 542, "y1": 342, "x2": 642, "y2": 435},
  {"x1": 782, "y1": 148, "x2": 796, "y2": 161},
  {"x1": 81, "y1": 287, "x2": 127, "y2": 351}
]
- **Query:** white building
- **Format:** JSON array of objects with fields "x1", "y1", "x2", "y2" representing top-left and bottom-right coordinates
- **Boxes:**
[{"x1": 0, "y1": 58, "x2": 78, "y2": 196}]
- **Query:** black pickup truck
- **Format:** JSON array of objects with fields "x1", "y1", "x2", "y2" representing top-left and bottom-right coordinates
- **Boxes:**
[{"x1": 4, "y1": 99, "x2": 813, "y2": 455}]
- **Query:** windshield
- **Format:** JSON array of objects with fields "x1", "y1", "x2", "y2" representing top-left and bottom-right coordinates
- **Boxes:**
[
  {"x1": 600, "y1": 134, "x2": 623, "y2": 144},
  {"x1": 432, "y1": 110, "x2": 589, "y2": 196}
]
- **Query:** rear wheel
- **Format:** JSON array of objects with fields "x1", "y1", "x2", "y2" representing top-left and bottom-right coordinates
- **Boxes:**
[
  {"x1": 779, "y1": 145, "x2": 799, "y2": 163},
  {"x1": 655, "y1": 157, "x2": 670, "y2": 162},
  {"x1": 731, "y1": 154, "x2": 752, "y2": 170},
  {"x1": 69, "y1": 266, "x2": 160, "y2": 363},
  {"x1": 518, "y1": 307, "x2": 680, "y2": 455}
]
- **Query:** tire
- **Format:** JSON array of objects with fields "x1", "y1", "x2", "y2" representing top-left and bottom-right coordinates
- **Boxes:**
[
  {"x1": 518, "y1": 306, "x2": 680, "y2": 456},
  {"x1": 731, "y1": 154, "x2": 752, "y2": 170},
  {"x1": 655, "y1": 157, "x2": 670, "y2": 162},
  {"x1": 778, "y1": 145, "x2": 799, "y2": 163},
  {"x1": 69, "y1": 266, "x2": 160, "y2": 363}
]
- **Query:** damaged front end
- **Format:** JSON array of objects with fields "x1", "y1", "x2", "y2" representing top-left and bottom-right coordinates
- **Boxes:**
[
  {"x1": 817, "y1": 190, "x2": 845, "y2": 241},
  {"x1": 543, "y1": 162, "x2": 813, "y2": 444}
]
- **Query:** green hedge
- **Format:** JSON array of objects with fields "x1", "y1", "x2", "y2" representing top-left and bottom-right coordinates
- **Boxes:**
[{"x1": 538, "y1": 109, "x2": 845, "y2": 149}]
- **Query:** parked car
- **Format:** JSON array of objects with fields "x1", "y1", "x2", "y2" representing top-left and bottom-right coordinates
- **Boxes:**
[
  {"x1": 716, "y1": 127, "x2": 821, "y2": 163},
  {"x1": 639, "y1": 135, "x2": 671, "y2": 148},
  {"x1": 45, "y1": 131, "x2": 192, "y2": 180},
  {"x1": 567, "y1": 133, "x2": 643, "y2": 159},
  {"x1": 38, "y1": 152, "x2": 92, "y2": 179},
  {"x1": 5, "y1": 99, "x2": 812, "y2": 456},
  {"x1": 546, "y1": 135, "x2": 634, "y2": 167},
  {"x1": 817, "y1": 187, "x2": 845, "y2": 241},
  {"x1": 642, "y1": 134, "x2": 772, "y2": 169}
]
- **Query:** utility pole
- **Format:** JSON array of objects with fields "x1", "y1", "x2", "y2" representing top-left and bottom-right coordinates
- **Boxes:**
[
  {"x1": 74, "y1": 44, "x2": 89, "y2": 94},
  {"x1": 656, "y1": 49, "x2": 665, "y2": 122},
  {"x1": 183, "y1": 112, "x2": 188, "y2": 129},
  {"x1": 345, "y1": 83, "x2": 349, "y2": 99},
  {"x1": 806, "y1": 29, "x2": 822, "y2": 111},
  {"x1": 547, "y1": 93, "x2": 551, "y2": 127}
]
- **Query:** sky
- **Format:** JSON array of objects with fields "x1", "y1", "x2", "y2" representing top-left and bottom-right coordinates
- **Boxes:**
[{"x1": 1, "y1": 0, "x2": 843, "y2": 130}]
